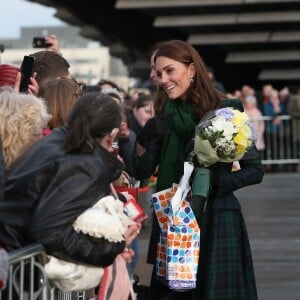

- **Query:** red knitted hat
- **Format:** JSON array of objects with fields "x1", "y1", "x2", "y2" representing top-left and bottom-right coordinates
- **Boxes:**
[{"x1": 0, "y1": 64, "x2": 19, "y2": 87}]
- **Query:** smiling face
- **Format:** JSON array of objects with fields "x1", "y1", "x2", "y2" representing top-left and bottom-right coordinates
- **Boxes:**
[{"x1": 155, "y1": 56, "x2": 195, "y2": 100}]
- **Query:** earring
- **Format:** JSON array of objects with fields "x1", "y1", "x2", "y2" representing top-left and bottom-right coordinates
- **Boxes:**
[{"x1": 190, "y1": 77, "x2": 194, "y2": 84}]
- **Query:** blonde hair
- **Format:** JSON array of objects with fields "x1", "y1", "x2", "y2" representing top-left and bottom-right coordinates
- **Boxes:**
[
  {"x1": 244, "y1": 95, "x2": 257, "y2": 106},
  {"x1": 0, "y1": 91, "x2": 52, "y2": 169}
]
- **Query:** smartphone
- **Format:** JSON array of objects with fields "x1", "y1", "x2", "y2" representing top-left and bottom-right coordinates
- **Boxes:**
[
  {"x1": 32, "y1": 37, "x2": 50, "y2": 48},
  {"x1": 19, "y1": 55, "x2": 35, "y2": 92}
]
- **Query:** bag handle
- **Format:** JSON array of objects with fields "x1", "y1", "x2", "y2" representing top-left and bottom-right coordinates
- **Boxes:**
[
  {"x1": 110, "y1": 183, "x2": 119, "y2": 199},
  {"x1": 171, "y1": 162, "x2": 194, "y2": 213}
]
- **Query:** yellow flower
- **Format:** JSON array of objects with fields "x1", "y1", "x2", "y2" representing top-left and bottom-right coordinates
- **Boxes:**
[
  {"x1": 236, "y1": 144, "x2": 246, "y2": 155},
  {"x1": 232, "y1": 111, "x2": 249, "y2": 129}
]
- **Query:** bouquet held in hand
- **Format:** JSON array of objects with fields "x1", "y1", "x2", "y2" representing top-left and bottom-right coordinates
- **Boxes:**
[{"x1": 194, "y1": 107, "x2": 256, "y2": 167}]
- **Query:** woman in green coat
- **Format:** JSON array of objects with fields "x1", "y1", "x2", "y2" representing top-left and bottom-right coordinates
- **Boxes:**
[{"x1": 133, "y1": 40, "x2": 264, "y2": 300}]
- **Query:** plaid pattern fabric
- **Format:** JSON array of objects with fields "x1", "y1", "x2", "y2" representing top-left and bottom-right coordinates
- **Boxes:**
[
  {"x1": 194, "y1": 209, "x2": 258, "y2": 300},
  {"x1": 212, "y1": 146, "x2": 264, "y2": 210}
]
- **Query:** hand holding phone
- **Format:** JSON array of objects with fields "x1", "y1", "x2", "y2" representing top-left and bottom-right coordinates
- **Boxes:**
[
  {"x1": 32, "y1": 37, "x2": 50, "y2": 48},
  {"x1": 20, "y1": 55, "x2": 35, "y2": 93}
]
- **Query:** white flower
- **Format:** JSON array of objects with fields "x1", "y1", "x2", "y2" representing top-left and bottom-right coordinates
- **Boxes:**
[{"x1": 212, "y1": 117, "x2": 236, "y2": 137}]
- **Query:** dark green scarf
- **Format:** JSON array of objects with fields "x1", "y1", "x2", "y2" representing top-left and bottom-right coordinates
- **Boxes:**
[{"x1": 156, "y1": 99, "x2": 199, "y2": 191}]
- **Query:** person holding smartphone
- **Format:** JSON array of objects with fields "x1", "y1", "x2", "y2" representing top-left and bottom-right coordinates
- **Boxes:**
[
  {"x1": 19, "y1": 55, "x2": 36, "y2": 93},
  {"x1": 29, "y1": 49, "x2": 71, "y2": 93},
  {"x1": 0, "y1": 61, "x2": 39, "y2": 95},
  {"x1": 13, "y1": 35, "x2": 69, "y2": 95},
  {"x1": 44, "y1": 35, "x2": 61, "y2": 55},
  {"x1": 33, "y1": 35, "x2": 62, "y2": 56}
]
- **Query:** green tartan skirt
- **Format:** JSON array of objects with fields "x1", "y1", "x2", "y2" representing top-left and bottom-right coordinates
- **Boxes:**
[{"x1": 193, "y1": 208, "x2": 258, "y2": 300}]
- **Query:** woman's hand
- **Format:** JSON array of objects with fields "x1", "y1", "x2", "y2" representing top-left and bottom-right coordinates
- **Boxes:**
[
  {"x1": 14, "y1": 71, "x2": 39, "y2": 95},
  {"x1": 120, "y1": 248, "x2": 135, "y2": 263},
  {"x1": 27, "y1": 72, "x2": 39, "y2": 95},
  {"x1": 136, "y1": 112, "x2": 174, "y2": 148},
  {"x1": 118, "y1": 121, "x2": 130, "y2": 139},
  {"x1": 123, "y1": 223, "x2": 141, "y2": 248},
  {"x1": 121, "y1": 223, "x2": 141, "y2": 262},
  {"x1": 45, "y1": 34, "x2": 61, "y2": 55}
]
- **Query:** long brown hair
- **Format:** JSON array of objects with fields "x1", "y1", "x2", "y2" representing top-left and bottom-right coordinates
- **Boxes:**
[
  {"x1": 153, "y1": 40, "x2": 225, "y2": 117},
  {"x1": 39, "y1": 78, "x2": 81, "y2": 129}
]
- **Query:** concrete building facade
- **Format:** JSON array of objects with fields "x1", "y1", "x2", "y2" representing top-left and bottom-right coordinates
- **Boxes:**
[{"x1": 0, "y1": 25, "x2": 134, "y2": 90}]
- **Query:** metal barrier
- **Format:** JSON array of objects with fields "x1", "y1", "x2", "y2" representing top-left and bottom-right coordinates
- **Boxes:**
[
  {"x1": 0, "y1": 244, "x2": 88, "y2": 300},
  {"x1": 251, "y1": 115, "x2": 300, "y2": 166}
]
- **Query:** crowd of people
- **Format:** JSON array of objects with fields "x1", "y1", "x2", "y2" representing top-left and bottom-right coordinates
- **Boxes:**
[{"x1": 0, "y1": 34, "x2": 297, "y2": 299}]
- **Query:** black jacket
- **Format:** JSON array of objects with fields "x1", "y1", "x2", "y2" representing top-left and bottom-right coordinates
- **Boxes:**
[{"x1": 0, "y1": 127, "x2": 125, "y2": 267}]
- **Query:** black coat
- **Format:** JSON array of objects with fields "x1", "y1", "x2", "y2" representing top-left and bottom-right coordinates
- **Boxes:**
[{"x1": 0, "y1": 127, "x2": 125, "y2": 267}]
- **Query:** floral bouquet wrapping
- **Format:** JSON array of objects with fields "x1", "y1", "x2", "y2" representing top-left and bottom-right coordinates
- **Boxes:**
[{"x1": 194, "y1": 107, "x2": 256, "y2": 167}]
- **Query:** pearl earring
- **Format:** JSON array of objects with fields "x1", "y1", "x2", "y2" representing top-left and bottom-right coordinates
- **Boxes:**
[{"x1": 190, "y1": 77, "x2": 194, "y2": 84}]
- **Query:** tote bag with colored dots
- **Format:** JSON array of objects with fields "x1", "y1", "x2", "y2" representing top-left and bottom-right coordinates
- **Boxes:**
[{"x1": 151, "y1": 163, "x2": 200, "y2": 290}]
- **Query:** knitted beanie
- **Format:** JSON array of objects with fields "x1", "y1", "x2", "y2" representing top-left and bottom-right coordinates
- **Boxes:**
[
  {"x1": 0, "y1": 247, "x2": 8, "y2": 291},
  {"x1": 0, "y1": 64, "x2": 19, "y2": 87}
]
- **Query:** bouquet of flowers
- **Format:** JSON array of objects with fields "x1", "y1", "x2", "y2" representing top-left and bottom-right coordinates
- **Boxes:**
[{"x1": 194, "y1": 107, "x2": 256, "y2": 167}]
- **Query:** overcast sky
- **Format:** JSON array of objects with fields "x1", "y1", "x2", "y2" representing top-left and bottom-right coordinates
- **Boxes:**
[{"x1": 0, "y1": 0, "x2": 65, "y2": 39}]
